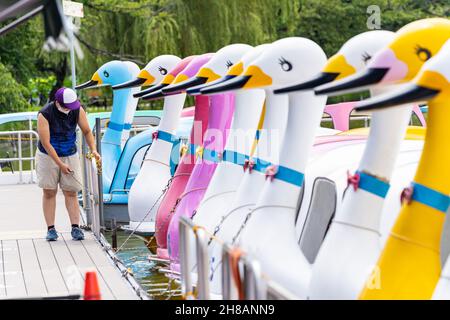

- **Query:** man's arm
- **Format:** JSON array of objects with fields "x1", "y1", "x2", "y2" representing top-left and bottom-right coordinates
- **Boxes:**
[
  {"x1": 78, "y1": 108, "x2": 101, "y2": 161},
  {"x1": 37, "y1": 113, "x2": 72, "y2": 174}
]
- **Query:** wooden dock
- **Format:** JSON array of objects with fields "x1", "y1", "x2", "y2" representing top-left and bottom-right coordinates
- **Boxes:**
[{"x1": 0, "y1": 183, "x2": 145, "y2": 300}]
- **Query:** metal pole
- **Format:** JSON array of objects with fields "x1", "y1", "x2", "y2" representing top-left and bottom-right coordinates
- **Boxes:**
[
  {"x1": 69, "y1": 21, "x2": 76, "y2": 89},
  {"x1": 179, "y1": 219, "x2": 192, "y2": 298},
  {"x1": 0, "y1": 5, "x2": 44, "y2": 36},
  {"x1": 95, "y1": 118, "x2": 104, "y2": 230},
  {"x1": 111, "y1": 218, "x2": 118, "y2": 251},
  {"x1": 221, "y1": 245, "x2": 231, "y2": 300},
  {"x1": 81, "y1": 135, "x2": 92, "y2": 225},
  {"x1": 195, "y1": 228, "x2": 210, "y2": 300},
  {"x1": 18, "y1": 132, "x2": 23, "y2": 184},
  {"x1": 29, "y1": 118, "x2": 34, "y2": 183}
]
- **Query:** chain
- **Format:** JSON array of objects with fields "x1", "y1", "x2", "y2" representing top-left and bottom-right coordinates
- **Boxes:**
[
  {"x1": 154, "y1": 172, "x2": 191, "y2": 233},
  {"x1": 207, "y1": 215, "x2": 226, "y2": 246},
  {"x1": 207, "y1": 207, "x2": 254, "y2": 280},
  {"x1": 115, "y1": 176, "x2": 173, "y2": 253}
]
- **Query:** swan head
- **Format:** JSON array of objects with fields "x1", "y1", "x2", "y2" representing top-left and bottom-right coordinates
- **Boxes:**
[
  {"x1": 133, "y1": 56, "x2": 196, "y2": 98},
  {"x1": 315, "y1": 18, "x2": 450, "y2": 96},
  {"x1": 355, "y1": 38, "x2": 450, "y2": 112},
  {"x1": 198, "y1": 38, "x2": 326, "y2": 94},
  {"x1": 185, "y1": 43, "x2": 253, "y2": 95},
  {"x1": 112, "y1": 55, "x2": 180, "y2": 90},
  {"x1": 274, "y1": 30, "x2": 395, "y2": 94},
  {"x1": 142, "y1": 53, "x2": 213, "y2": 100},
  {"x1": 200, "y1": 44, "x2": 270, "y2": 95},
  {"x1": 76, "y1": 60, "x2": 140, "y2": 90}
]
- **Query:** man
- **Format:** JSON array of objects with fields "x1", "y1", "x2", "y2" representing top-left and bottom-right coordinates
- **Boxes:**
[{"x1": 36, "y1": 87, "x2": 101, "y2": 241}]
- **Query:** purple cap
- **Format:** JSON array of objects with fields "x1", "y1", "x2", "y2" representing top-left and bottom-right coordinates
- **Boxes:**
[{"x1": 55, "y1": 87, "x2": 81, "y2": 110}]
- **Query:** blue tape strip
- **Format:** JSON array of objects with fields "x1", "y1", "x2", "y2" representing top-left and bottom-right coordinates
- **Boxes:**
[
  {"x1": 154, "y1": 130, "x2": 181, "y2": 175},
  {"x1": 202, "y1": 149, "x2": 221, "y2": 163},
  {"x1": 252, "y1": 157, "x2": 272, "y2": 173},
  {"x1": 255, "y1": 130, "x2": 261, "y2": 140},
  {"x1": 411, "y1": 182, "x2": 450, "y2": 213},
  {"x1": 156, "y1": 130, "x2": 177, "y2": 143},
  {"x1": 276, "y1": 166, "x2": 305, "y2": 187},
  {"x1": 123, "y1": 123, "x2": 132, "y2": 130},
  {"x1": 170, "y1": 139, "x2": 181, "y2": 175},
  {"x1": 222, "y1": 150, "x2": 249, "y2": 166},
  {"x1": 356, "y1": 171, "x2": 390, "y2": 198},
  {"x1": 188, "y1": 143, "x2": 197, "y2": 155},
  {"x1": 108, "y1": 121, "x2": 124, "y2": 131}
]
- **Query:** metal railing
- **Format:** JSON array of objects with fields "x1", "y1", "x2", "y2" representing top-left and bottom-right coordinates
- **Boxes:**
[
  {"x1": 178, "y1": 216, "x2": 301, "y2": 300},
  {"x1": 0, "y1": 130, "x2": 38, "y2": 184},
  {"x1": 178, "y1": 216, "x2": 211, "y2": 300}
]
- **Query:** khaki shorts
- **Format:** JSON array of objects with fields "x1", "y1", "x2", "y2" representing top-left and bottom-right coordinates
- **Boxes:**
[{"x1": 36, "y1": 149, "x2": 82, "y2": 192}]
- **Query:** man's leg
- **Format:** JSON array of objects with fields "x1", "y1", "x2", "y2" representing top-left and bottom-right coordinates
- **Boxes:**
[
  {"x1": 62, "y1": 190, "x2": 80, "y2": 225},
  {"x1": 43, "y1": 188, "x2": 57, "y2": 227}
]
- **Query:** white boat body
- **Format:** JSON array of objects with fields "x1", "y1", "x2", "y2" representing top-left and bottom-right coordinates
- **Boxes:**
[{"x1": 128, "y1": 93, "x2": 187, "y2": 233}]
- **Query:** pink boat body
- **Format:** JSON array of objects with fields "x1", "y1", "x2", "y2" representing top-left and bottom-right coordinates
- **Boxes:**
[
  {"x1": 167, "y1": 93, "x2": 235, "y2": 266},
  {"x1": 154, "y1": 55, "x2": 213, "y2": 259}
]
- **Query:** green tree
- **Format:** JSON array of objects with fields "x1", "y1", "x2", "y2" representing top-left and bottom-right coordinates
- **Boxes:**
[{"x1": 0, "y1": 62, "x2": 30, "y2": 114}]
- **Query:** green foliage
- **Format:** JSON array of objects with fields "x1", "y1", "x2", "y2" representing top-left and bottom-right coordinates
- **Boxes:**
[
  {"x1": 0, "y1": 62, "x2": 30, "y2": 114},
  {"x1": 0, "y1": 19, "x2": 41, "y2": 83},
  {"x1": 27, "y1": 75, "x2": 57, "y2": 106}
]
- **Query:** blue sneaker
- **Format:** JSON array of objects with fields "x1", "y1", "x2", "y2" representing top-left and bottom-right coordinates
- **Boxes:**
[
  {"x1": 46, "y1": 228, "x2": 58, "y2": 241},
  {"x1": 71, "y1": 227, "x2": 84, "y2": 241}
]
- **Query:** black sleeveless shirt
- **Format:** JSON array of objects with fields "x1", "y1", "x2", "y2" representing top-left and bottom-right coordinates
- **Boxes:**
[{"x1": 38, "y1": 102, "x2": 80, "y2": 157}]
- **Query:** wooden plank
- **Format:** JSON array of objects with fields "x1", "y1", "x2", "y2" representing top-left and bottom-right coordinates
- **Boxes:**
[
  {"x1": 81, "y1": 236, "x2": 139, "y2": 300},
  {"x1": 60, "y1": 233, "x2": 115, "y2": 300},
  {"x1": 2, "y1": 240, "x2": 27, "y2": 298},
  {"x1": 32, "y1": 239, "x2": 68, "y2": 296},
  {"x1": 17, "y1": 239, "x2": 47, "y2": 297},
  {"x1": 49, "y1": 240, "x2": 84, "y2": 295},
  {"x1": 0, "y1": 241, "x2": 6, "y2": 297}
]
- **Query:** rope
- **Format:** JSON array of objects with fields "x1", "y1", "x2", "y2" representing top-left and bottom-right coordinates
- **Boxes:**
[{"x1": 229, "y1": 248, "x2": 245, "y2": 300}]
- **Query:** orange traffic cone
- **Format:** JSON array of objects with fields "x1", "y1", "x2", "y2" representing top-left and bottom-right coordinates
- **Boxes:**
[{"x1": 83, "y1": 271, "x2": 101, "y2": 300}]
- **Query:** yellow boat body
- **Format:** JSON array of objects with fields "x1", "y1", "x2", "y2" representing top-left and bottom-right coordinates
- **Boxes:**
[
  {"x1": 360, "y1": 102, "x2": 450, "y2": 299},
  {"x1": 338, "y1": 126, "x2": 426, "y2": 140}
]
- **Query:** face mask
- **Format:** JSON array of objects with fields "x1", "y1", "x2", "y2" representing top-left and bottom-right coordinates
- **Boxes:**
[{"x1": 56, "y1": 103, "x2": 71, "y2": 114}]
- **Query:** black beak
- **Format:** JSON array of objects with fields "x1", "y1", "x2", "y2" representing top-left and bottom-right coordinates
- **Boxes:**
[
  {"x1": 161, "y1": 77, "x2": 208, "y2": 95},
  {"x1": 112, "y1": 77, "x2": 147, "y2": 90},
  {"x1": 274, "y1": 72, "x2": 339, "y2": 94},
  {"x1": 315, "y1": 68, "x2": 389, "y2": 96},
  {"x1": 186, "y1": 75, "x2": 236, "y2": 95},
  {"x1": 141, "y1": 89, "x2": 165, "y2": 100},
  {"x1": 200, "y1": 76, "x2": 251, "y2": 95},
  {"x1": 75, "y1": 80, "x2": 98, "y2": 90},
  {"x1": 133, "y1": 83, "x2": 168, "y2": 98},
  {"x1": 355, "y1": 84, "x2": 439, "y2": 112}
]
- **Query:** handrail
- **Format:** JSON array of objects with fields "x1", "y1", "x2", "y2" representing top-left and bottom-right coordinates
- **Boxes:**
[
  {"x1": 0, "y1": 130, "x2": 38, "y2": 184},
  {"x1": 221, "y1": 244, "x2": 233, "y2": 300},
  {"x1": 179, "y1": 216, "x2": 195, "y2": 299},
  {"x1": 241, "y1": 254, "x2": 299, "y2": 300},
  {"x1": 178, "y1": 216, "x2": 211, "y2": 300},
  {"x1": 195, "y1": 227, "x2": 210, "y2": 300}
]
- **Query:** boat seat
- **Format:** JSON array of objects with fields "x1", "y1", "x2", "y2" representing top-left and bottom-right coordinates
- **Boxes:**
[
  {"x1": 294, "y1": 179, "x2": 305, "y2": 224},
  {"x1": 441, "y1": 206, "x2": 450, "y2": 265},
  {"x1": 298, "y1": 177, "x2": 337, "y2": 264}
]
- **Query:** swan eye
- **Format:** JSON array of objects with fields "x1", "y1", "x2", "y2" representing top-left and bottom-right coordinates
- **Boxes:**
[
  {"x1": 103, "y1": 71, "x2": 110, "y2": 78},
  {"x1": 158, "y1": 66, "x2": 168, "y2": 75},
  {"x1": 415, "y1": 45, "x2": 431, "y2": 62},
  {"x1": 226, "y1": 60, "x2": 233, "y2": 69},
  {"x1": 279, "y1": 57, "x2": 292, "y2": 72},
  {"x1": 362, "y1": 51, "x2": 372, "y2": 64}
]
